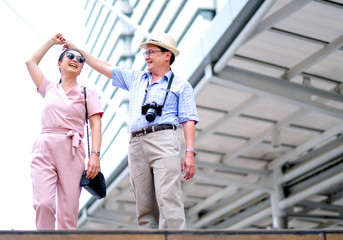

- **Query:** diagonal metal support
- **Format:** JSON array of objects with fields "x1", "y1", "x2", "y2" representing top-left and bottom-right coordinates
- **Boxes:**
[
  {"x1": 269, "y1": 122, "x2": 343, "y2": 169},
  {"x1": 214, "y1": 66, "x2": 343, "y2": 119},
  {"x1": 222, "y1": 109, "x2": 307, "y2": 164},
  {"x1": 298, "y1": 200, "x2": 343, "y2": 215},
  {"x1": 196, "y1": 95, "x2": 259, "y2": 144},
  {"x1": 282, "y1": 34, "x2": 343, "y2": 80},
  {"x1": 249, "y1": 0, "x2": 313, "y2": 42},
  {"x1": 196, "y1": 160, "x2": 269, "y2": 176},
  {"x1": 195, "y1": 171, "x2": 271, "y2": 192}
]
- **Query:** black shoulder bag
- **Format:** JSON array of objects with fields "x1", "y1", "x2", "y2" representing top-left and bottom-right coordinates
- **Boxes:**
[{"x1": 80, "y1": 87, "x2": 106, "y2": 199}]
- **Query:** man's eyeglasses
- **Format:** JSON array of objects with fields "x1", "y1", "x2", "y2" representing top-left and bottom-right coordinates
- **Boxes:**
[
  {"x1": 143, "y1": 49, "x2": 162, "y2": 57},
  {"x1": 66, "y1": 52, "x2": 86, "y2": 64}
]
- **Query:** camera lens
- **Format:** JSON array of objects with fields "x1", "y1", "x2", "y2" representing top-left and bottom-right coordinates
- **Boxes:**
[{"x1": 146, "y1": 108, "x2": 157, "y2": 122}]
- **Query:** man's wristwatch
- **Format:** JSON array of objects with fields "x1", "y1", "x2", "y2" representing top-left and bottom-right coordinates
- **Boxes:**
[
  {"x1": 91, "y1": 151, "x2": 100, "y2": 157},
  {"x1": 185, "y1": 149, "x2": 196, "y2": 157}
]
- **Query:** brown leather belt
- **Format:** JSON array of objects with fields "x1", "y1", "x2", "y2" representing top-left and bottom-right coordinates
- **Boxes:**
[{"x1": 131, "y1": 124, "x2": 177, "y2": 138}]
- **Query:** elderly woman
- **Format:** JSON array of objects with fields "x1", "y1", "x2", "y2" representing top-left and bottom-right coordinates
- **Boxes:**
[{"x1": 25, "y1": 33, "x2": 103, "y2": 230}]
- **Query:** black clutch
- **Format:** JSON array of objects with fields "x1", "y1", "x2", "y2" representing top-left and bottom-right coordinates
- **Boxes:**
[{"x1": 80, "y1": 170, "x2": 106, "y2": 199}]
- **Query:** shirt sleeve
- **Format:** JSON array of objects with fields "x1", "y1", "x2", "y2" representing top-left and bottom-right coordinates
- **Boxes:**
[
  {"x1": 86, "y1": 88, "x2": 104, "y2": 118},
  {"x1": 111, "y1": 66, "x2": 132, "y2": 90},
  {"x1": 112, "y1": 66, "x2": 143, "y2": 91},
  {"x1": 178, "y1": 82, "x2": 199, "y2": 125}
]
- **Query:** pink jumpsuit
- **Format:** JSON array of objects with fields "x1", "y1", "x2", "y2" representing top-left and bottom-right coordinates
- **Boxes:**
[{"x1": 31, "y1": 77, "x2": 103, "y2": 230}]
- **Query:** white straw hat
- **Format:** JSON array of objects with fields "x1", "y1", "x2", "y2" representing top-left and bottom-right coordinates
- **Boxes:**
[{"x1": 140, "y1": 32, "x2": 180, "y2": 57}]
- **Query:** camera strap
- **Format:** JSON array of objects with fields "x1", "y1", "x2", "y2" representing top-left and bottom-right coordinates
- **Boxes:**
[{"x1": 143, "y1": 72, "x2": 174, "y2": 107}]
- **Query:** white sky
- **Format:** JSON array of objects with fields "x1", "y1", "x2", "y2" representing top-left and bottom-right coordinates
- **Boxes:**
[
  {"x1": 0, "y1": 0, "x2": 231, "y2": 231},
  {"x1": 0, "y1": 0, "x2": 88, "y2": 230}
]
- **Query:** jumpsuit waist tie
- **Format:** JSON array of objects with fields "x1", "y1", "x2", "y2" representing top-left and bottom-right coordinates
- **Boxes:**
[{"x1": 42, "y1": 128, "x2": 83, "y2": 156}]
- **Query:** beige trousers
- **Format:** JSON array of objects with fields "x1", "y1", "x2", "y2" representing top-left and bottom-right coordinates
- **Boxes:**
[{"x1": 128, "y1": 129, "x2": 186, "y2": 229}]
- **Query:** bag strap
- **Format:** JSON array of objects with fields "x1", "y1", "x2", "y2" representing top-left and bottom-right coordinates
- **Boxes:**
[{"x1": 83, "y1": 87, "x2": 91, "y2": 159}]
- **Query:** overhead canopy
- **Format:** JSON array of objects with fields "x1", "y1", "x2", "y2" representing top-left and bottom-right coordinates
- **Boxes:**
[{"x1": 79, "y1": 0, "x2": 343, "y2": 230}]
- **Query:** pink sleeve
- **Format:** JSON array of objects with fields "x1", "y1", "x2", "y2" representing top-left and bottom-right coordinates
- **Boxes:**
[
  {"x1": 87, "y1": 88, "x2": 104, "y2": 118},
  {"x1": 37, "y1": 77, "x2": 50, "y2": 97}
]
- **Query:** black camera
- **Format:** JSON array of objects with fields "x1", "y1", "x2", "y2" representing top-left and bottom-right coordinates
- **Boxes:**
[{"x1": 141, "y1": 101, "x2": 162, "y2": 122}]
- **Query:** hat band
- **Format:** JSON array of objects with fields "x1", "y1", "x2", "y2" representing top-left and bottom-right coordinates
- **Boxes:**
[{"x1": 149, "y1": 39, "x2": 161, "y2": 43}]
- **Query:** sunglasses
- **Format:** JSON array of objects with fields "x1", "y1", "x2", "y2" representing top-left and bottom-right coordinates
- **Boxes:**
[{"x1": 66, "y1": 52, "x2": 86, "y2": 64}]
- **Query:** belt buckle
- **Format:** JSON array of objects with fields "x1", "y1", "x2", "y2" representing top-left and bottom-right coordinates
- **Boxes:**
[{"x1": 135, "y1": 128, "x2": 146, "y2": 137}]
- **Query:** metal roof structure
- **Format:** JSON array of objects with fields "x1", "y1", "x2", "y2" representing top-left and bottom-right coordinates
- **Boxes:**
[{"x1": 78, "y1": 0, "x2": 343, "y2": 230}]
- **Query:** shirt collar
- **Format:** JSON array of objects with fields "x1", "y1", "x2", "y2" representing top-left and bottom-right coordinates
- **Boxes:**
[{"x1": 143, "y1": 70, "x2": 173, "y2": 84}]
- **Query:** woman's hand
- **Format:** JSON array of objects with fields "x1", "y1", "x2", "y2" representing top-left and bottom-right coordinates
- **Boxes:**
[
  {"x1": 51, "y1": 33, "x2": 66, "y2": 45},
  {"x1": 62, "y1": 39, "x2": 77, "y2": 51},
  {"x1": 62, "y1": 39, "x2": 113, "y2": 79},
  {"x1": 86, "y1": 154, "x2": 100, "y2": 179},
  {"x1": 26, "y1": 33, "x2": 66, "y2": 89}
]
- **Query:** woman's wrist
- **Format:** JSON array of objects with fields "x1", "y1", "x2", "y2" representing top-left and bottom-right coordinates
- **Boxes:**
[{"x1": 91, "y1": 151, "x2": 100, "y2": 157}]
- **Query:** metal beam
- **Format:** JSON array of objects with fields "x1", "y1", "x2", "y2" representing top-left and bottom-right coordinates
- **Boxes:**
[
  {"x1": 223, "y1": 171, "x2": 343, "y2": 229},
  {"x1": 192, "y1": 190, "x2": 267, "y2": 228},
  {"x1": 216, "y1": 200, "x2": 271, "y2": 229},
  {"x1": 187, "y1": 185, "x2": 239, "y2": 216},
  {"x1": 282, "y1": 34, "x2": 343, "y2": 80},
  {"x1": 83, "y1": 216, "x2": 137, "y2": 228},
  {"x1": 249, "y1": 0, "x2": 313, "y2": 41},
  {"x1": 271, "y1": 168, "x2": 287, "y2": 229},
  {"x1": 269, "y1": 122, "x2": 343, "y2": 169},
  {"x1": 213, "y1": 66, "x2": 343, "y2": 119},
  {"x1": 213, "y1": 0, "x2": 276, "y2": 73},
  {"x1": 298, "y1": 200, "x2": 343, "y2": 214},
  {"x1": 222, "y1": 109, "x2": 307, "y2": 164},
  {"x1": 195, "y1": 171, "x2": 270, "y2": 191},
  {"x1": 278, "y1": 171, "x2": 343, "y2": 209},
  {"x1": 92, "y1": 208, "x2": 136, "y2": 219},
  {"x1": 196, "y1": 95, "x2": 258, "y2": 143},
  {"x1": 288, "y1": 214, "x2": 343, "y2": 222},
  {"x1": 281, "y1": 135, "x2": 343, "y2": 183},
  {"x1": 182, "y1": 0, "x2": 266, "y2": 86},
  {"x1": 196, "y1": 160, "x2": 269, "y2": 176},
  {"x1": 227, "y1": 207, "x2": 272, "y2": 229}
]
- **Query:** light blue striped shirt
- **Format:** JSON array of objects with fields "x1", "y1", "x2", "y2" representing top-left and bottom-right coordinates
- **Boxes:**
[{"x1": 112, "y1": 67, "x2": 199, "y2": 132}]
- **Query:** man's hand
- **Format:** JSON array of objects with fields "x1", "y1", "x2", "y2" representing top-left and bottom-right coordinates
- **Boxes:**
[{"x1": 182, "y1": 152, "x2": 196, "y2": 180}]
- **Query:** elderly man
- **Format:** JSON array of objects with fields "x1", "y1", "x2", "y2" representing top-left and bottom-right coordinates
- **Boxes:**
[{"x1": 65, "y1": 32, "x2": 198, "y2": 229}]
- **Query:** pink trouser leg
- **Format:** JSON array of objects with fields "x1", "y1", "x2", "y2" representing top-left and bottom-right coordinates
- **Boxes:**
[
  {"x1": 56, "y1": 144, "x2": 84, "y2": 229},
  {"x1": 31, "y1": 163, "x2": 58, "y2": 230},
  {"x1": 31, "y1": 134, "x2": 85, "y2": 230}
]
